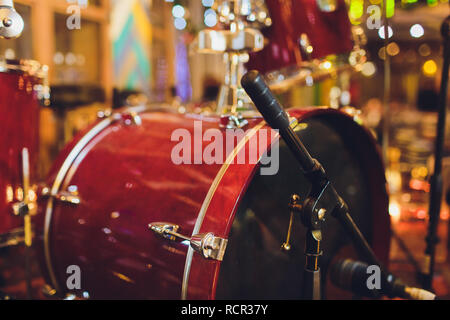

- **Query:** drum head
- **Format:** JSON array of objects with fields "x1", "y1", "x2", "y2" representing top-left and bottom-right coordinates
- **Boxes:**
[{"x1": 216, "y1": 115, "x2": 378, "y2": 299}]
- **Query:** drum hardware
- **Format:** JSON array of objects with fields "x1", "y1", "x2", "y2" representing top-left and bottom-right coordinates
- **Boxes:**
[
  {"x1": 0, "y1": 58, "x2": 50, "y2": 106},
  {"x1": 220, "y1": 113, "x2": 249, "y2": 129},
  {"x1": 281, "y1": 194, "x2": 302, "y2": 252},
  {"x1": 40, "y1": 187, "x2": 81, "y2": 205},
  {"x1": 97, "y1": 109, "x2": 112, "y2": 119},
  {"x1": 194, "y1": 0, "x2": 265, "y2": 115},
  {"x1": 0, "y1": 0, "x2": 23, "y2": 39},
  {"x1": 112, "y1": 110, "x2": 143, "y2": 126},
  {"x1": 267, "y1": 63, "x2": 353, "y2": 94},
  {"x1": 10, "y1": 148, "x2": 34, "y2": 299},
  {"x1": 299, "y1": 33, "x2": 314, "y2": 60},
  {"x1": 0, "y1": 227, "x2": 24, "y2": 248},
  {"x1": 316, "y1": 0, "x2": 337, "y2": 12},
  {"x1": 420, "y1": 16, "x2": 450, "y2": 291},
  {"x1": 215, "y1": 0, "x2": 272, "y2": 27},
  {"x1": 148, "y1": 222, "x2": 228, "y2": 261},
  {"x1": 241, "y1": 70, "x2": 403, "y2": 299}
]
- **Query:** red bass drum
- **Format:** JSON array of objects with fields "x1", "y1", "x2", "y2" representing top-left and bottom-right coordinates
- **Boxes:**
[
  {"x1": 34, "y1": 106, "x2": 390, "y2": 299},
  {"x1": 0, "y1": 59, "x2": 48, "y2": 247}
]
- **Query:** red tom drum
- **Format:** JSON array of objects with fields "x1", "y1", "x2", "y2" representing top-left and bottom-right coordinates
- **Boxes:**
[
  {"x1": 0, "y1": 59, "x2": 48, "y2": 247},
  {"x1": 246, "y1": 0, "x2": 354, "y2": 75},
  {"x1": 34, "y1": 106, "x2": 390, "y2": 299}
]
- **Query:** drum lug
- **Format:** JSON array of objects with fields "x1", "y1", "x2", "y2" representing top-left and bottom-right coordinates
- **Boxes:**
[
  {"x1": 113, "y1": 111, "x2": 142, "y2": 126},
  {"x1": 148, "y1": 222, "x2": 228, "y2": 261},
  {"x1": 40, "y1": 186, "x2": 81, "y2": 205},
  {"x1": 220, "y1": 114, "x2": 249, "y2": 129}
]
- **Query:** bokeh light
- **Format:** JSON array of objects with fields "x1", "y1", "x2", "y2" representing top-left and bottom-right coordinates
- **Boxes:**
[
  {"x1": 423, "y1": 60, "x2": 437, "y2": 76},
  {"x1": 204, "y1": 8, "x2": 217, "y2": 27},
  {"x1": 172, "y1": 5, "x2": 185, "y2": 18},
  {"x1": 174, "y1": 17, "x2": 187, "y2": 30},
  {"x1": 378, "y1": 26, "x2": 393, "y2": 39},
  {"x1": 361, "y1": 61, "x2": 377, "y2": 77},
  {"x1": 410, "y1": 24, "x2": 424, "y2": 38}
]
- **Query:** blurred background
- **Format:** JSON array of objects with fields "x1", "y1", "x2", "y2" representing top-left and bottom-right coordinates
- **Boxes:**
[{"x1": 1, "y1": 0, "x2": 450, "y2": 298}]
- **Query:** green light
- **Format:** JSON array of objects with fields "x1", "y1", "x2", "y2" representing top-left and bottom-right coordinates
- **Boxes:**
[
  {"x1": 386, "y1": 0, "x2": 395, "y2": 18},
  {"x1": 349, "y1": 0, "x2": 364, "y2": 20},
  {"x1": 427, "y1": 0, "x2": 438, "y2": 6}
]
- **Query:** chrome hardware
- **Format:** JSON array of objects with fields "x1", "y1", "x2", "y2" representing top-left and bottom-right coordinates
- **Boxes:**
[
  {"x1": 281, "y1": 194, "x2": 302, "y2": 252},
  {"x1": 40, "y1": 186, "x2": 81, "y2": 205},
  {"x1": 197, "y1": 28, "x2": 263, "y2": 53},
  {"x1": 0, "y1": 0, "x2": 24, "y2": 39},
  {"x1": 113, "y1": 110, "x2": 142, "y2": 126},
  {"x1": 97, "y1": 109, "x2": 112, "y2": 119},
  {"x1": 194, "y1": 0, "x2": 268, "y2": 115},
  {"x1": 0, "y1": 57, "x2": 50, "y2": 106},
  {"x1": 11, "y1": 201, "x2": 31, "y2": 216},
  {"x1": 149, "y1": 222, "x2": 228, "y2": 261},
  {"x1": 0, "y1": 227, "x2": 25, "y2": 248},
  {"x1": 220, "y1": 113, "x2": 249, "y2": 129},
  {"x1": 316, "y1": 0, "x2": 337, "y2": 12},
  {"x1": 19, "y1": 148, "x2": 33, "y2": 247},
  {"x1": 299, "y1": 33, "x2": 314, "y2": 60},
  {"x1": 149, "y1": 223, "x2": 180, "y2": 241}
]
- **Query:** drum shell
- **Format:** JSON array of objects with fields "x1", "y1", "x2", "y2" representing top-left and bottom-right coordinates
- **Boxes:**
[
  {"x1": 0, "y1": 70, "x2": 41, "y2": 236},
  {"x1": 246, "y1": 0, "x2": 302, "y2": 74},
  {"x1": 291, "y1": 0, "x2": 354, "y2": 59},
  {"x1": 34, "y1": 107, "x2": 390, "y2": 299},
  {"x1": 247, "y1": 0, "x2": 354, "y2": 74}
]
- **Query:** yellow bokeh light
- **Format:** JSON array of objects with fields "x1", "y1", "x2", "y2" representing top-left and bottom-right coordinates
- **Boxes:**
[
  {"x1": 423, "y1": 60, "x2": 437, "y2": 76},
  {"x1": 349, "y1": 0, "x2": 364, "y2": 20},
  {"x1": 321, "y1": 61, "x2": 332, "y2": 70},
  {"x1": 389, "y1": 200, "x2": 401, "y2": 222},
  {"x1": 387, "y1": 42, "x2": 400, "y2": 56}
]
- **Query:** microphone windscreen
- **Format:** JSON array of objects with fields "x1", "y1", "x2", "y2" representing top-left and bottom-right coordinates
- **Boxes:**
[{"x1": 241, "y1": 70, "x2": 290, "y2": 130}]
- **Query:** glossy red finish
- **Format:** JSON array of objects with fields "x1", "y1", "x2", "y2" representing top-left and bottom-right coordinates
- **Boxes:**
[
  {"x1": 34, "y1": 107, "x2": 390, "y2": 299},
  {"x1": 247, "y1": 0, "x2": 354, "y2": 74},
  {"x1": 246, "y1": 0, "x2": 302, "y2": 74},
  {"x1": 0, "y1": 69, "x2": 40, "y2": 236},
  {"x1": 291, "y1": 0, "x2": 354, "y2": 60}
]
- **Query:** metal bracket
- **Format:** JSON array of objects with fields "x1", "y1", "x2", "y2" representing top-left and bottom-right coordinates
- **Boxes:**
[
  {"x1": 40, "y1": 186, "x2": 81, "y2": 205},
  {"x1": 220, "y1": 113, "x2": 249, "y2": 129},
  {"x1": 148, "y1": 222, "x2": 228, "y2": 261}
]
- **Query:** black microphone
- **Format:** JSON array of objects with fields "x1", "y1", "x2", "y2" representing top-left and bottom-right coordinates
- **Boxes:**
[
  {"x1": 330, "y1": 259, "x2": 437, "y2": 300},
  {"x1": 241, "y1": 70, "x2": 317, "y2": 173}
]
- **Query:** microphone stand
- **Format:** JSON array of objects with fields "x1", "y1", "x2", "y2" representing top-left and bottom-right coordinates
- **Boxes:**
[
  {"x1": 421, "y1": 16, "x2": 450, "y2": 290},
  {"x1": 241, "y1": 70, "x2": 398, "y2": 299}
]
